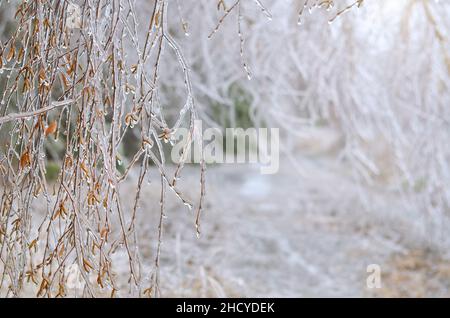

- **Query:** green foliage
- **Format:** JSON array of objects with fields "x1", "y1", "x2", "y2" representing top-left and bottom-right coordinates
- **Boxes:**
[
  {"x1": 45, "y1": 161, "x2": 60, "y2": 182},
  {"x1": 211, "y1": 83, "x2": 254, "y2": 129}
]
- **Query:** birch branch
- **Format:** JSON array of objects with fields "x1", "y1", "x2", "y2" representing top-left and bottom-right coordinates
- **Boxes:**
[{"x1": 0, "y1": 99, "x2": 75, "y2": 125}]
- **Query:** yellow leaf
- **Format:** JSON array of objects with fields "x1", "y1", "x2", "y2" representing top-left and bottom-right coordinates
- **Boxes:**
[
  {"x1": 20, "y1": 150, "x2": 31, "y2": 169},
  {"x1": 45, "y1": 121, "x2": 57, "y2": 137}
]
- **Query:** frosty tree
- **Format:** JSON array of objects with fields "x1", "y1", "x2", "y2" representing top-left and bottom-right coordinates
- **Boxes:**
[
  {"x1": 0, "y1": 0, "x2": 449, "y2": 298},
  {"x1": 0, "y1": 0, "x2": 207, "y2": 297}
]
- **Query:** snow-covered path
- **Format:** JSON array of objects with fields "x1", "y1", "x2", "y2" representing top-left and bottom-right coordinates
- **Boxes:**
[{"x1": 124, "y1": 159, "x2": 450, "y2": 297}]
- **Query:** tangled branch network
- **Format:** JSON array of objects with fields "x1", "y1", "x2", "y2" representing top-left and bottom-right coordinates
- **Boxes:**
[
  {"x1": 169, "y1": 0, "x2": 450, "y2": 242},
  {"x1": 0, "y1": 0, "x2": 449, "y2": 297},
  {"x1": 0, "y1": 0, "x2": 205, "y2": 297}
]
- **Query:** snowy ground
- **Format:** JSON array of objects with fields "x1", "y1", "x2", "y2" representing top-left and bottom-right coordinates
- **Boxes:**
[
  {"x1": 3, "y1": 154, "x2": 450, "y2": 297},
  {"x1": 116, "y1": 156, "x2": 450, "y2": 298}
]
